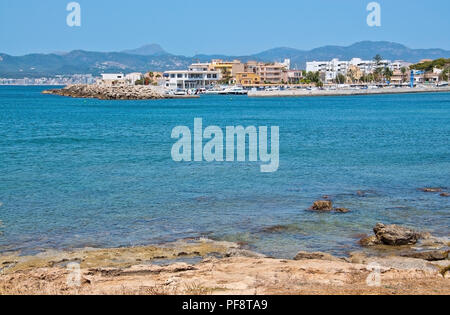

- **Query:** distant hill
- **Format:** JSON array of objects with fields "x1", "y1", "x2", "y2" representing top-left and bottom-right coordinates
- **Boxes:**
[
  {"x1": 122, "y1": 44, "x2": 169, "y2": 56},
  {"x1": 1, "y1": 41, "x2": 450, "y2": 78}
]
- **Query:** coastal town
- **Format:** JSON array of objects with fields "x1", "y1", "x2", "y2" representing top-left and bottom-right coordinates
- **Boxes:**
[
  {"x1": 34, "y1": 55, "x2": 450, "y2": 99},
  {"x1": 97, "y1": 56, "x2": 450, "y2": 90}
]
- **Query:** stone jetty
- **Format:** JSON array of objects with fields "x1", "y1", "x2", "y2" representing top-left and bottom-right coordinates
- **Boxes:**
[{"x1": 42, "y1": 84, "x2": 199, "y2": 100}]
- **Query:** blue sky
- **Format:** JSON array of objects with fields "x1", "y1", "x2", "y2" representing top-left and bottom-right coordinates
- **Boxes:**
[{"x1": 1, "y1": 0, "x2": 449, "y2": 56}]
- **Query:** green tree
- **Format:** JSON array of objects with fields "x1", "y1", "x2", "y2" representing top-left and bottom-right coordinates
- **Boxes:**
[
  {"x1": 384, "y1": 68, "x2": 393, "y2": 82},
  {"x1": 401, "y1": 67, "x2": 407, "y2": 83},
  {"x1": 335, "y1": 73, "x2": 346, "y2": 84},
  {"x1": 373, "y1": 54, "x2": 383, "y2": 66},
  {"x1": 373, "y1": 67, "x2": 383, "y2": 83}
]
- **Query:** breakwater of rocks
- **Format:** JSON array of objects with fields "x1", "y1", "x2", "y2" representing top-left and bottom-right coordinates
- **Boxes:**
[{"x1": 42, "y1": 84, "x2": 198, "y2": 100}]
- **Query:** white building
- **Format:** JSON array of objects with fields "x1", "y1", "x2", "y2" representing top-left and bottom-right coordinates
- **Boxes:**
[
  {"x1": 306, "y1": 59, "x2": 349, "y2": 81},
  {"x1": 163, "y1": 68, "x2": 220, "y2": 90},
  {"x1": 306, "y1": 58, "x2": 410, "y2": 82},
  {"x1": 125, "y1": 73, "x2": 143, "y2": 85},
  {"x1": 99, "y1": 73, "x2": 126, "y2": 86},
  {"x1": 101, "y1": 73, "x2": 125, "y2": 81}
]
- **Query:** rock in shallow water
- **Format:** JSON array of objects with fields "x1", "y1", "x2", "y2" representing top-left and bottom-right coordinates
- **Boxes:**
[
  {"x1": 419, "y1": 187, "x2": 443, "y2": 193},
  {"x1": 311, "y1": 200, "x2": 333, "y2": 211},
  {"x1": 334, "y1": 208, "x2": 350, "y2": 213},
  {"x1": 373, "y1": 223, "x2": 422, "y2": 246}
]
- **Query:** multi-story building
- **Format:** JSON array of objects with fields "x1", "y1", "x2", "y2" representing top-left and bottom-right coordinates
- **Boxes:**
[
  {"x1": 163, "y1": 69, "x2": 220, "y2": 90},
  {"x1": 245, "y1": 59, "x2": 290, "y2": 84},
  {"x1": 306, "y1": 58, "x2": 410, "y2": 83},
  {"x1": 287, "y1": 70, "x2": 304, "y2": 84},
  {"x1": 209, "y1": 60, "x2": 245, "y2": 81},
  {"x1": 306, "y1": 59, "x2": 349, "y2": 81},
  {"x1": 235, "y1": 72, "x2": 261, "y2": 85},
  {"x1": 125, "y1": 73, "x2": 143, "y2": 85},
  {"x1": 99, "y1": 73, "x2": 127, "y2": 86}
]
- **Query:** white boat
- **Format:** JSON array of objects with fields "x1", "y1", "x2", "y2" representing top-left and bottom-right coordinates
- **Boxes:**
[
  {"x1": 205, "y1": 85, "x2": 227, "y2": 94},
  {"x1": 174, "y1": 89, "x2": 187, "y2": 96},
  {"x1": 218, "y1": 86, "x2": 248, "y2": 95}
]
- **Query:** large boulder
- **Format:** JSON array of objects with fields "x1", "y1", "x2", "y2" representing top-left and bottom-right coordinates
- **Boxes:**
[{"x1": 373, "y1": 223, "x2": 421, "y2": 246}]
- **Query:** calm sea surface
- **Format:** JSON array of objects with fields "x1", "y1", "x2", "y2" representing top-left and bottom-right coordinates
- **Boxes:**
[{"x1": 0, "y1": 86, "x2": 449, "y2": 257}]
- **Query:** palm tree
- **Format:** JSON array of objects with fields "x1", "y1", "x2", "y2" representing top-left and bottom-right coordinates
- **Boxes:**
[
  {"x1": 374, "y1": 67, "x2": 383, "y2": 83},
  {"x1": 384, "y1": 68, "x2": 393, "y2": 83},
  {"x1": 401, "y1": 67, "x2": 407, "y2": 84}
]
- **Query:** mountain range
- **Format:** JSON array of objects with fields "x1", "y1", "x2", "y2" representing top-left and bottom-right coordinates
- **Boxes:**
[{"x1": 1, "y1": 41, "x2": 449, "y2": 78}]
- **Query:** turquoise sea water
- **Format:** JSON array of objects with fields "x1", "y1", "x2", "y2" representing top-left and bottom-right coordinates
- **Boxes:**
[{"x1": 0, "y1": 86, "x2": 449, "y2": 258}]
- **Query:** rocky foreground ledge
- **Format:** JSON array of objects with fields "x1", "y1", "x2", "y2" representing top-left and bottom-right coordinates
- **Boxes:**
[
  {"x1": 0, "y1": 225, "x2": 448, "y2": 295},
  {"x1": 42, "y1": 84, "x2": 197, "y2": 100}
]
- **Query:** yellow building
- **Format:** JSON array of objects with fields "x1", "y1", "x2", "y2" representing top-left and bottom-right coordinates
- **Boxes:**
[
  {"x1": 235, "y1": 72, "x2": 261, "y2": 85},
  {"x1": 210, "y1": 60, "x2": 245, "y2": 82}
]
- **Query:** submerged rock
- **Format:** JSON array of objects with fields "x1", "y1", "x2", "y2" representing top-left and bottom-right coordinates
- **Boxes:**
[
  {"x1": 224, "y1": 249, "x2": 266, "y2": 259},
  {"x1": 373, "y1": 223, "x2": 421, "y2": 246},
  {"x1": 440, "y1": 193, "x2": 450, "y2": 197},
  {"x1": 334, "y1": 208, "x2": 350, "y2": 213},
  {"x1": 419, "y1": 187, "x2": 443, "y2": 193},
  {"x1": 310, "y1": 200, "x2": 333, "y2": 211},
  {"x1": 359, "y1": 235, "x2": 381, "y2": 246},
  {"x1": 260, "y1": 225, "x2": 290, "y2": 233}
]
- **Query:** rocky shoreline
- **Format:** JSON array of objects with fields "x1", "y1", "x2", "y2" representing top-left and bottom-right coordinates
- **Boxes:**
[
  {"x1": 42, "y1": 84, "x2": 199, "y2": 100},
  {"x1": 0, "y1": 223, "x2": 448, "y2": 295}
]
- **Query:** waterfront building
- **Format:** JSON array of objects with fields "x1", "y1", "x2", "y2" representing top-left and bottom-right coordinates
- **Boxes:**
[
  {"x1": 235, "y1": 72, "x2": 262, "y2": 85},
  {"x1": 163, "y1": 69, "x2": 220, "y2": 90},
  {"x1": 287, "y1": 70, "x2": 304, "y2": 84},
  {"x1": 390, "y1": 70, "x2": 408, "y2": 85},
  {"x1": 125, "y1": 73, "x2": 143, "y2": 85},
  {"x1": 209, "y1": 60, "x2": 245, "y2": 78},
  {"x1": 306, "y1": 58, "x2": 410, "y2": 83},
  {"x1": 100, "y1": 73, "x2": 126, "y2": 86},
  {"x1": 245, "y1": 59, "x2": 290, "y2": 84}
]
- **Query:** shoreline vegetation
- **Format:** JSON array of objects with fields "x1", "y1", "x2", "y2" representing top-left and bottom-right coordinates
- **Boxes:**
[{"x1": 1, "y1": 222, "x2": 448, "y2": 295}]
